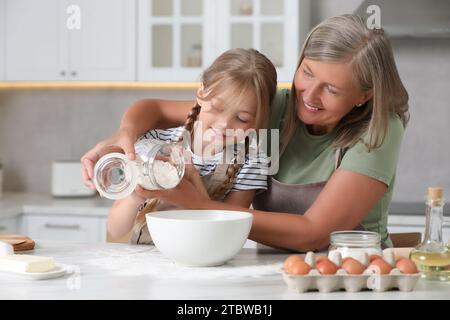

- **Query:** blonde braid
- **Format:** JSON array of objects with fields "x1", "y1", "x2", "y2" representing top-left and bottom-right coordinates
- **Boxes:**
[
  {"x1": 134, "y1": 103, "x2": 201, "y2": 226},
  {"x1": 210, "y1": 137, "x2": 250, "y2": 200},
  {"x1": 179, "y1": 103, "x2": 202, "y2": 143}
]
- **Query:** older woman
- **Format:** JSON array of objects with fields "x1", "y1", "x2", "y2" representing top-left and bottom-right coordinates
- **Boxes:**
[{"x1": 82, "y1": 15, "x2": 409, "y2": 251}]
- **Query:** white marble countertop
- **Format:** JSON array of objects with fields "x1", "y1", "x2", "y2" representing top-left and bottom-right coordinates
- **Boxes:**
[
  {"x1": 0, "y1": 241, "x2": 449, "y2": 300},
  {"x1": 0, "y1": 192, "x2": 111, "y2": 218}
]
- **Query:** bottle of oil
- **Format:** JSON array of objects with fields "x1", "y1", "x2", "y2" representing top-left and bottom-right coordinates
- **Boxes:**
[{"x1": 410, "y1": 187, "x2": 450, "y2": 281}]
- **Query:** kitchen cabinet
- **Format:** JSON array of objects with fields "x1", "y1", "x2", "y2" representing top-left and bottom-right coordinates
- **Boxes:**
[
  {"x1": 0, "y1": 216, "x2": 21, "y2": 234},
  {"x1": 4, "y1": 0, "x2": 135, "y2": 81},
  {"x1": 137, "y1": 0, "x2": 212, "y2": 81},
  {"x1": 138, "y1": 0, "x2": 304, "y2": 82},
  {"x1": 215, "y1": 0, "x2": 301, "y2": 82},
  {"x1": 22, "y1": 214, "x2": 107, "y2": 243},
  {"x1": 388, "y1": 215, "x2": 450, "y2": 244},
  {"x1": 0, "y1": 0, "x2": 5, "y2": 80},
  {"x1": 5, "y1": 0, "x2": 69, "y2": 81},
  {"x1": 68, "y1": 0, "x2": 136, "y2": 81}
]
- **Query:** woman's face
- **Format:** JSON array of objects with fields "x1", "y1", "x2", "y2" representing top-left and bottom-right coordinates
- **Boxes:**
[
  {"x1": 294, "y1": 58, "x2": 372, "y2": 135},
  {"x1": 194, "y1": 87, "x2": 257, "y2": 154}
]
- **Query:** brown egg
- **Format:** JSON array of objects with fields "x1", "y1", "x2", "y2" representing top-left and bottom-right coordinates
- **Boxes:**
[
  {"x1": 316, "y1": 259, "x2": 339, "y2": 275},
  {"x1": 342, "y1": 257, "x2": 365, "y2": 275},
  {"x1": 342, "y1": 257, "x2": 352, "y2": 263},
  {"x1": 369, "y1": 254, "x2": 382, "y2": 262},
  {"x1": 289, "y1": 260, "x2": 312, "y2": 275},
  {"x1": 368, "y1": 258, "x2": 392, "y2": 275},
  {"x1": 315, "y1": 256, "x2": 328, "y2": 263},
  {"x1": 283, "y1": 255, "x2": 303, "y2": 273},
  {"x1": 396, "y1": 258, "x2": 419, "y2": 274}
]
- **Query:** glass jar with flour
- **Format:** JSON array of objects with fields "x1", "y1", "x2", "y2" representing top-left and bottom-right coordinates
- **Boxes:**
[{"x1": 93, "y1": 138, "x2": 185, "y2": 200}]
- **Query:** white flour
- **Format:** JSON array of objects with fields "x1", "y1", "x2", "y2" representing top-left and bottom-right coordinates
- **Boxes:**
[
  {"x1": 82, "y1": 246, "x2": 283, "y2": 280},
  {"x1": 137, "y1": 160, "x2": 180, "y2": 190},
  {"x1": 153, "y1": 160, "x2": 180, "y2": 189}
]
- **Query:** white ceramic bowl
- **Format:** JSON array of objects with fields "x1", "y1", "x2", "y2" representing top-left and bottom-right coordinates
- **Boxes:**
[{"x1": 146, "y1": 210, "x2": 253, "y2": 267}]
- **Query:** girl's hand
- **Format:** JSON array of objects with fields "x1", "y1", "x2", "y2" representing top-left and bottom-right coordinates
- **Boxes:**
[
  {"x1": 134, "y1": 178, "x2": 209, "y2": 209},
  {"x1": 130, "y1": 190, "x2": 147, "y2": 205},
  {"x1": 81, "y1": 128, "x2": 137, "y2": 189},
  {"x1": 183, "y1": 163, "x2": 211, "y2": 199}
]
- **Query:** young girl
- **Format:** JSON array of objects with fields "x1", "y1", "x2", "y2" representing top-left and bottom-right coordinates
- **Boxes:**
[{"x1": 107, "y1": 48, "x2": 277, "y2": 244}]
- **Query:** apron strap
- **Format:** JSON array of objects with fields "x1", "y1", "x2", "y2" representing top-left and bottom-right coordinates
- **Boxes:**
[
  {"x1": 334, "y1": 148, "x2": 347, "y2": 170},
  {"x1": 210, "y1": 162, "x2": 230, "y2": 182}
]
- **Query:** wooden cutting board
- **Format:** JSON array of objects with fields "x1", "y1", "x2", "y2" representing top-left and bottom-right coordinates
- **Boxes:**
[{"x1": 0, "y1": 234, "x2": 35, "y2": 251}]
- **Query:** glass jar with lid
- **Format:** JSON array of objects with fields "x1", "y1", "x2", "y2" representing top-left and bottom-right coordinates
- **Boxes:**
[
  {"x1": 93, "y1": 138, "x2": 185, "y2": 200},
  {"x1": 329, "y1": 231, "x2": 382, "y2": 259}
]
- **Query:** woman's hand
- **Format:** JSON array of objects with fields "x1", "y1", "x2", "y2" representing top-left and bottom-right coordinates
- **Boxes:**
[
  {"x1": 134, "y1": 177, "x2": 210, "y2": 209},
  {"x1": 81, "y1": 127, "x2": 137, "y2": 189}
]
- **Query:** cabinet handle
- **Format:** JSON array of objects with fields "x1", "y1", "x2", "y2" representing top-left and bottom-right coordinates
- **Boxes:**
[
  {"x1": 71, "y1": 71, "x2": 77, "y2": 76},
  {"x1": 444, "y1": 217, "x2": 450, "y2": 227},
  {"x1": 60, "y1": 71, "x2": 66, "y2": 76},
  {"x1": 0, "y1": 225, "x2": 6, "y2": 231},
  {"x1": 45, "y1": 223, "x2": 81, "y2": 230}
]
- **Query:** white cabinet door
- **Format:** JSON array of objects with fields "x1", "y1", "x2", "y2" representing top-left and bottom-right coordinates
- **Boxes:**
[
  {"x1": 5, "y1": 0, "x2": 69, "y2": 81},
  {"x1": 5, "y1": 0, "x2": 135, "y2": 81},
  {"x1": 23, "y1": 215, "x2": 104, "y2": 242},
  {"x1": 138, "y1": 0, "x2": 303, "y2": 82},
  {"x1": 0, "y1": 0, "x2": 5, "y2": 80},
  {"x1": 69, "y1": 0, "x2": 136, "y2": 81},
  {"x1": 215, "y1": 0, "x2": 300, "y2": 82},
  {"x1": 138, "y1": 0, "x2": 213, "y2": 81},
  {"x1": 0, "y1": 216, "x2": 20, "y2": 234}
]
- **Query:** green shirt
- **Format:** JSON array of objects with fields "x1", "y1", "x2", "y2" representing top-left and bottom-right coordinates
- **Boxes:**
[{"x1": 267, "y1": 89, "x2": 405, "y2": 247}]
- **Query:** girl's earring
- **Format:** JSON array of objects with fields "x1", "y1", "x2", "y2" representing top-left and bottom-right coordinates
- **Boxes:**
[{"x1": 356, "y1": 103, "x2": 364, "y2": 107}]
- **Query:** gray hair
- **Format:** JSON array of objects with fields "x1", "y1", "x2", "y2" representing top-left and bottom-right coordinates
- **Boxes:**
[{"x1": 281, "y1": 14, "x2": 409, "y2": 153}]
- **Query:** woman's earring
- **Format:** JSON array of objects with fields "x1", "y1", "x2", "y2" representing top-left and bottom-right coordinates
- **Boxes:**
[{"x1": 356, "y1": 103, "x2": 364, "y2": 107}]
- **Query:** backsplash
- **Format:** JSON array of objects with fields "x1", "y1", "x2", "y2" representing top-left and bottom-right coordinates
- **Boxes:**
[{"x1": 0, "y1": 88, "x2": 196, "y2": 193}]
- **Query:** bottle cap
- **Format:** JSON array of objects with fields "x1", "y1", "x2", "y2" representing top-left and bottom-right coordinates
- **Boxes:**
[{"x1": 427, "y1": 187, "x2": 443, "y2": 201}]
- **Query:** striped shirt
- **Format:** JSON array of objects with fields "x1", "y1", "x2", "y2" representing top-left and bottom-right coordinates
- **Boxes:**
[{"x1": 141, "y1": 126, "x2": 268, "y2": 193}]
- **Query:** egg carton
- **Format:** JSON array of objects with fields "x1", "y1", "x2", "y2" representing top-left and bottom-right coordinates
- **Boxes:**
[{"x1": 282, "y1": 248, "x2": 421, "y2": 293}]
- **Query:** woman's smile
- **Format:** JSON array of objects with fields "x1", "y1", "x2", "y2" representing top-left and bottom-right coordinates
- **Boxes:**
[{"x1": 303, "y1": 99, "x2": 324, "y2": 113}]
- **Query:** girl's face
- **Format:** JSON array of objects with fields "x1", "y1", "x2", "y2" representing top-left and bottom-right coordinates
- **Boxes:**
[
  {"x1": 294, "y1": 58, "x2": 372, "y2": 135},
  {"x1": 195, "y1": 86, "x2": 258, "y2": 151}
]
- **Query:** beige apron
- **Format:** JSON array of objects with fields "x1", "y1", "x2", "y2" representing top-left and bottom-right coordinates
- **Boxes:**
[
  {"x1": 129, "y1": 163, "x2": 232, "y2": 245},
  {"x1": 252, "y1": 148, "x2": 371, "y2": 253}
]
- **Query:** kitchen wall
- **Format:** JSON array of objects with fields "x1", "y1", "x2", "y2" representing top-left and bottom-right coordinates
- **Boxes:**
[
  {"x1": 392, "y1": 38, "x2": 450, "y2": 201},
  {"x1": 0, "y1": 88, "x2": 196, "y2": 193},
  {"x1": 0, "y1": 0, "x2": 449, "y2": 202}
]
